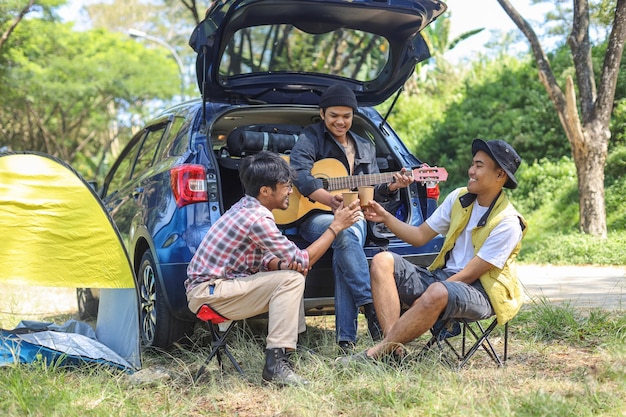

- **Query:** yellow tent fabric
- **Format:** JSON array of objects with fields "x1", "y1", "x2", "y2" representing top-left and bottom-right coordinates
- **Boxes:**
[{"x1": 0, "y1": 152, "x2": 134, "y2": 289}]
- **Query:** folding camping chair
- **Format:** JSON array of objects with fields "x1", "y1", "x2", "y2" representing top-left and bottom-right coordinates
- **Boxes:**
[
  {"x1": 193, "y1": 304, "x2": 244, "y2": 381},
  {"x1": 419, "y1": 316, "x2": 509, "y2": 369}
]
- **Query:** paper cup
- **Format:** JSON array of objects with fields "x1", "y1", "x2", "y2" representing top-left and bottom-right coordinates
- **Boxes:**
[
  {"x1": 342, "y1": 191, "x2": 359, "y2": 207},
  {"x1": 358, "y1": 186, "x2": 374, "y2": 207}
]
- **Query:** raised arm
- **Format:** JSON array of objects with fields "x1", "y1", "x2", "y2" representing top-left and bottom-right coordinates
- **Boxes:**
[{"x1": 364, "y1": 200, "x2": 438, "y2": 247}]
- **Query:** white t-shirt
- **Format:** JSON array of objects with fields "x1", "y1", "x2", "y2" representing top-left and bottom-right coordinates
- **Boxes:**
[{"x1": 425, "y1": 189, "x2": 523, "y2": 274}]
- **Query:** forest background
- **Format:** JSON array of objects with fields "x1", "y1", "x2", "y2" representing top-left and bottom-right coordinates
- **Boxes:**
[{"x1": 1, "y1": 0, "x2": 625, "y2": 265}]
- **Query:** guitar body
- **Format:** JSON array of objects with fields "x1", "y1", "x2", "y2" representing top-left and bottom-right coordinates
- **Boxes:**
[
  {"x1": 272, "y1": 156, "x2": 447, "y2": 227},
  {"x1": 273, "y1": 158, "x2": 348, "y2": 227}
]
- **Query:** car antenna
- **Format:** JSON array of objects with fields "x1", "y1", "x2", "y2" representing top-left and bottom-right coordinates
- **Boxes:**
[{"x1": 379, "y1": 86, "x2": 403, "y2": 134}]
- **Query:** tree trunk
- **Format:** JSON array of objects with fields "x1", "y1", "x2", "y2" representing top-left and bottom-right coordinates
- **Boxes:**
[
  {"x1": 497, "y1": 0, "x2": 626, "y2": 238},
  {"x1": 575, "y1": 121, "x2": 608, "y2": 237}
]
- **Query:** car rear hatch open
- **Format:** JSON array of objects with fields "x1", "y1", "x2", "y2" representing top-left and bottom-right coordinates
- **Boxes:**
[{"x1": 189, "y1": 0, "x2": 448, "y2": 107}]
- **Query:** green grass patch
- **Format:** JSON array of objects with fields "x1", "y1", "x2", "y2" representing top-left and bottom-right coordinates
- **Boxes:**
[{"x1": 2, "y1": 310, "x2": 626, "y2": 417}]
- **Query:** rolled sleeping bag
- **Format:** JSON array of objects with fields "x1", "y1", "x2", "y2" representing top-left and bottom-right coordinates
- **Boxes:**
[{"x1": 227, "y1": 129, "x2": 298, "y2": 156}]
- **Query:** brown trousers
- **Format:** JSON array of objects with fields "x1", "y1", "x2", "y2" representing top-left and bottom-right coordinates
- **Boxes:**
[{"x1": 187, "y1": 270, "x2": 306, "y2": 349}]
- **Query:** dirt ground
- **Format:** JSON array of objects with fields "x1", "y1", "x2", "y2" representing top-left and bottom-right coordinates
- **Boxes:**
[{"x1": 518, "y1": 264, "x2": 626, "y2": 310}]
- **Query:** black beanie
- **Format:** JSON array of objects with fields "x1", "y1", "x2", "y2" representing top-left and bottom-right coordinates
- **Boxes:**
[{"x1": 319, "y1": 84, "x2": 358, "y2": 110}]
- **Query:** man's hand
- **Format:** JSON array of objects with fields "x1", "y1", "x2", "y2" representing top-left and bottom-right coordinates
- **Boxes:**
[
  {"x1": 388, "y1": 168, "x2": 412, "y2": 192},
  {"x1": 285, "y1": 261, "x2": 309, "y2": 276},
  {"x1": 307, "y1": 189, "x2": 343, "y2": 211},
  {"x1": 363, "y1": 200, "x2": 391, "y2": 223},
  {"x1": 330, "y1": 199, "x2": 362, "y2": 232},
  {"x1": 329, "y1": 193, "x2": 343, "y2": 211}
]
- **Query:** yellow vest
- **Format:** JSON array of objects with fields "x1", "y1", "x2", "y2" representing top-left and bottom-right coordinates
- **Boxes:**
[{"x1": 429, "y1": 188, "x2": 527, "y2": 325}]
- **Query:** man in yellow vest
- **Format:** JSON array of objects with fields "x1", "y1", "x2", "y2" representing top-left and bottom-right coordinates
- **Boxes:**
[{"x1": 338, "y1": 139, "x2": 527, "y2": 363}]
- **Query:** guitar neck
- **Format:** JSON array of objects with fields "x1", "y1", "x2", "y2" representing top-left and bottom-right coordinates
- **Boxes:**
[{"x1": 326, "y1": 172, "x2": 396, "y2": 191}]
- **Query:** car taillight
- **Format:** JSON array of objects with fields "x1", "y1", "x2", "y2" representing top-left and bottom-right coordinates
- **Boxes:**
[
  {"x1": 426, "y1": 183, "x2": 440, "y2": 201},
  {"x1": 170, "y1": 165, "x2": 208, "y2": 207}
]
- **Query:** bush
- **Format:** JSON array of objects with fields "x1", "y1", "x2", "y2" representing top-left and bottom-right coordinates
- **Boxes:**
[
  {"x1": 507, "y1": 155, "x2": 626, "y2": 264},
  {"x1": 512, "y1": 156, "x2": 578, "y2": 214},
  {"x1": 519, "y1": 230, "x2": 626, "y2": 264}
]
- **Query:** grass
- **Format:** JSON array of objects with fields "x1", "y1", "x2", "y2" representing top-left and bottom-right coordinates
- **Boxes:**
[{"x1": 2, "y1": 302, "x2": 626, "y2": 417}]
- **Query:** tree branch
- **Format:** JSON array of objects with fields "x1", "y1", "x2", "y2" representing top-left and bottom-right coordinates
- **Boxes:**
[
  {"x1": 0, "y1": 0, "x2": 36, "y2": 50},
  {"x1": 594, "y1": 0, "x2": 626, "y2": 126},
  {"x1": 496, "y1": 0, "x2": 567, "y2": 114},
  {"x1": 179, "y1": 0, "x2": 201, "y2": 25},
  {"x1": 565, "y1": 75, "x2": 586, "y2": 156},
  {"x1": 568, "y1": 0, "x2": 596, "y2": 122}
]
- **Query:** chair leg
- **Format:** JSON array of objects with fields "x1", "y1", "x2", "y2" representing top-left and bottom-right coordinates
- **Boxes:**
[
  {"x1": 503, "y1": 322, "x2": 508, "y2": 362},
  {"x1": 421, "y1": 317, "x2": 509, "y2": 369},
  {"x1": 194, "y1": 321, "x2": 244, "y2": 382},
  {"x1": 459, "y1": 319, "x2": 504, "y2": 368},
  {"x1": 461, "y1": 320, "x2": 491, "y2": 360},
  {"x1": 419, "y1": 319, "x2": 463, "y2": 365}
]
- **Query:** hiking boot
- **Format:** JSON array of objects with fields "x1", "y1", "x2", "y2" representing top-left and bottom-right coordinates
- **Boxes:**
[
  {"x1": 337, "y1": 340, "x2": 356, "y2": 355},
  {"x1": 363, "y1": 303, "x2": 383, "y2": 341},
  {"x1": 262, "y1": 348, "x2": 309, "y2": 387}
]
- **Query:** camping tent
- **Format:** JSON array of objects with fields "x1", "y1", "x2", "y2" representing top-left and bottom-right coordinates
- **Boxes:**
[{"x1": 0, "y1": 151, "x2": 141, "y2": 371}]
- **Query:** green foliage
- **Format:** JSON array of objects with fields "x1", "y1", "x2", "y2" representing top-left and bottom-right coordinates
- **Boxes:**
[
  {"x1": 610, "y1": 98, "x2": 626, "y2": 147},
  {"x1": 385, "y1": 93, "x2": 449, "y2": 152},
  {"x1": 605, "y1": 147, "x2": 626, "y2": 230},
  {"x1": 509, "y1": 150, "x2": 626, "y2": 263},
  {"x1": 0, "y1": 0, "x2": 66, "y2": 27},
  {"x1": 520, "y1": 230, "x2": 626, "y2": 264},
  {"x1": 85, "y1": 0, "x2": 199, "y2": 59},
  {"x1": 513, "y1": 156, "x2": 578, "y2": 214},
  {"x1": 0, "y1": 17, "x2": 180, "y2": 179},
  {"x1": 396, "y1": 56, "x2": 568, "y2": 194},
  {"x1": 388, "y1": 34, "x2": 626, "y2": 249}
]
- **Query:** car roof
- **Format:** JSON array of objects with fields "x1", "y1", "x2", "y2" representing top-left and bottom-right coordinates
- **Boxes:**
[{"x1": 189, "y1": 0, "x2": 447, "y2": 106}]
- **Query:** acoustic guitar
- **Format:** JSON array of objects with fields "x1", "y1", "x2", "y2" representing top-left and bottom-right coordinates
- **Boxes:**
[{"x1": 273, "y1": 157, "x2": 448, "y2": 227}]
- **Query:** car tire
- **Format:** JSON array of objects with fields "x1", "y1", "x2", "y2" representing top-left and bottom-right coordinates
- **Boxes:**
[
  {"x1": 137, "y1": 250, "x2": 194, "y2": 348},
  {"x1": 76, "y1": 288, "x2": 99, "y2": 320}
]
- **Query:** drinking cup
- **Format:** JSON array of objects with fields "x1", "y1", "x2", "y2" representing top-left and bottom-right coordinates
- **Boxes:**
[{"x1": 357, "y1": 186, "x2": 374, "y2": 208}]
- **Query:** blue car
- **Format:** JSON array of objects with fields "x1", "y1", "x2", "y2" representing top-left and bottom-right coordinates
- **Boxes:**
[{"x1": 92, "y1": 0, "x2": 448, "y2": 348}]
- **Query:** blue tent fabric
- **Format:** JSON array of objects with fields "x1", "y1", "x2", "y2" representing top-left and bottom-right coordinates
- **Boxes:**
[
  {"x1": 96, "y1": 288, "x2": 142, "y2": 368},
  {"x1": 0, "y1": 329, "x2": 133, "y2": 371},
  {"x1": 13, "y1": 320, "x2": 98, "y2": 338}
]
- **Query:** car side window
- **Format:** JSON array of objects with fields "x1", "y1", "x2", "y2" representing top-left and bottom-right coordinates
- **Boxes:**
[
  {"x1": 104, "y1": 133, "x2": 145, "y2": 197},
  {"x1": 131, "y1": 124, "x2": 168, "y2": 179},
  {"x1": 160, "y1": 116, "x2": 190, "y2": 159}
]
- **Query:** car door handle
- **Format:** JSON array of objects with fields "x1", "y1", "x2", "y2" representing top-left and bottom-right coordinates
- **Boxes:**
[{"x1": 132, "y1": 187, "x2": 144, "y2": 198}]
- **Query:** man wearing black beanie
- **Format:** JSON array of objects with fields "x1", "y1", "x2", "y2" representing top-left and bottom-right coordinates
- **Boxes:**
[{"x1": 289, "y1": 84, "x2": 413, "y2": 353}]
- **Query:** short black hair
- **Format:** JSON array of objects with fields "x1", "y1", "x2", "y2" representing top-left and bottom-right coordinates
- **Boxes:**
[{"x1": 239, "y1": 151, "x2": 295, "y2": 197}]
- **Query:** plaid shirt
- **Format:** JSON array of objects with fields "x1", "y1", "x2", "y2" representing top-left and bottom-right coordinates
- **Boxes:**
[{"x1": 185, "y1": 195, "x2": 310, "y2": 291}]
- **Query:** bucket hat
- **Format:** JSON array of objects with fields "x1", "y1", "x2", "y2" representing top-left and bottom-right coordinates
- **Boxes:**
[{"x1": 471, "y1": 139, "x2": 521, "y2": 189}]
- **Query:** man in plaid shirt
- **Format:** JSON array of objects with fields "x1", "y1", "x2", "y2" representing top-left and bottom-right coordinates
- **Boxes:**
[{"x1": 186, "y1": 151, "x2": 360, "y2": 386}]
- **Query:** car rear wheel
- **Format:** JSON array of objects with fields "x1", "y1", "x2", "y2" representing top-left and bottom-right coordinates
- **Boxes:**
[{"x1": 137, "y1": 250, "x2": 194, "y2": 348}]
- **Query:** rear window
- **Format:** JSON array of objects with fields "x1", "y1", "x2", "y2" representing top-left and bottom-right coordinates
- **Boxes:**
[{"x1": 220, "y1": 24, "x2": 389, "y2": 82}]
